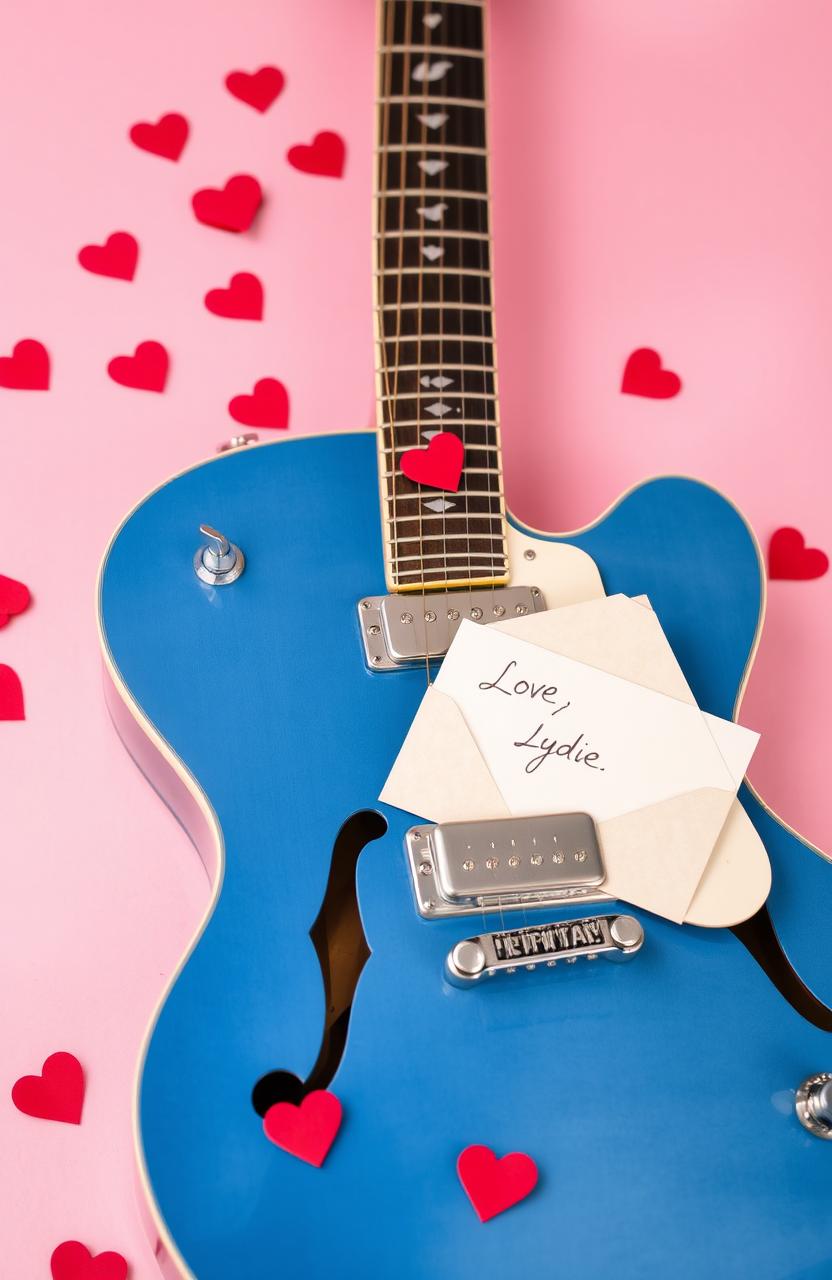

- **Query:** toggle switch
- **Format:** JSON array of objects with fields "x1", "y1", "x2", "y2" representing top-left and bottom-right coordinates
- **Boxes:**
[{"x1": 194, "y1": 524, "x2": 245, "y2": 586}]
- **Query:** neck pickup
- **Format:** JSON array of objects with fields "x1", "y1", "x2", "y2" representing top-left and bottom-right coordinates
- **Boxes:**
[{"x1": 358, "y1": 584, "x2": 545, "y2": 671}]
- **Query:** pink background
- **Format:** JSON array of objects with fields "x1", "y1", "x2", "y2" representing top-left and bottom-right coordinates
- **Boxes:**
[{"x1": 2, "y1": 1, "x2": 830, "y2": 1274}]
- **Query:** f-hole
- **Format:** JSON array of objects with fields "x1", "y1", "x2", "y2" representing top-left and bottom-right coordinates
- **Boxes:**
[{"x1": 252, "y1": 809, "x2": 388, "y2": 1117}]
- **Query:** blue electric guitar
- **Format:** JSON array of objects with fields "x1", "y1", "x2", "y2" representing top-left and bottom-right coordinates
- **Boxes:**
[{"x1": 98, "y1": 3, "x2": 832, "y2": 1276}]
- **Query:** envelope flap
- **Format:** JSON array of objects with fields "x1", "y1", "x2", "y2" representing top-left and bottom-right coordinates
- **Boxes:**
[
  {"x1": 598, "y1": 786, "x2": 733, "y2": 924},
  {"x1": 493, "y1": 594, "x2": 696, "y2": 704},
  {"x1": 380, "y1": 685, "x2": 510, "y2": 825}
]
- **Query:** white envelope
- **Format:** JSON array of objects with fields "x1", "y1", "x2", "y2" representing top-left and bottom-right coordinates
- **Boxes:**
[{"x1": 381, "y1": 595, "x2": 771, "y2": 927}]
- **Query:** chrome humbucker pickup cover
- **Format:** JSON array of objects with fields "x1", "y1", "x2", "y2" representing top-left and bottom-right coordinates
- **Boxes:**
[
  {"x1": 406, "y1": 813, "x2": 610, "y2": 920},
  {"x1": 358, "y1": 585, "x2": 545, "y2": 670},
  {"x1": 445, "y1": 913, "x2": 644, "y2": 986}
]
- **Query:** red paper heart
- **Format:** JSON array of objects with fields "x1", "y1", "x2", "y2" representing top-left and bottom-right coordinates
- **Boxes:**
[
  {"x1": 769, "y1": 527, "x2": 829, "y2": 580},
  {"x1": 192, "y1": 175, "x2": 263, "y2": 233},
  {"x1": 107, "y1": 342, "x2": 169, "y2": 393},
  {"x1": 621, "y1": 348, "x2": 682, "y2": 399},
  {"x1": 0, "y1": 664, "x2": 25, "y2": 720},
  {"x1": 457, "y1": 1144, "x2": 538, "y2": 1223},
  {"x1": 51, "y1": 1240, "x2": 128, "y2": 1280},
  {"x1": 78, "y1": 233, "x2": 138, "y2": 281},
  {"x1": 0, "y1": 574, "x2": 31, "y2": 628},
  {"x1": 205, "y1": 273, "x2": 263, "y2": 321},
  {"x1": 263, "y1": 1090, "x2": 342, "y2": 1167},
  {"x1": 129, "y1": 112, "x2": 188, "y2": 161},
  {"x1": 401, "y1": 431, "x2": 464, "y2": 491},
  {"x1": 225, "y1": 66, "x2": 285, "y2": 112},
  {"x1": 0, "y1": 339, "x2": 50, "y2": 390},
  {"x1": 228, "y1": 377, "x2": 289, "y2": 429},
  {"x1": 12, "y1": 1052, "x2": 84, "y2": 1122},
  {"x1": 287, "y1": 131, "x2": 346, "y2": 178}
]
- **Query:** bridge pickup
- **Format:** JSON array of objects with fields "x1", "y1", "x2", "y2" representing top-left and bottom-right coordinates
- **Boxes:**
[
  {"x1": 445, "y1": 913, "x2": 644, "y2": 986},
  {"x1": 358, "y1": 585, "x2": 545, "y2": 670},
  {"x1": 406, "y1": 814, "x2": 610, "y2": 920}
]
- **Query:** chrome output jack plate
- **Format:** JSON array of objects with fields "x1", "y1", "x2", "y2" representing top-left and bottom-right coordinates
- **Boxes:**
[{"x1": 795, "y1": 1073, "x2": 832, "y2": 1139}]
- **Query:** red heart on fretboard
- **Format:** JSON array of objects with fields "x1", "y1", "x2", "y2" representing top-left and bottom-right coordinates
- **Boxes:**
[
  {"x1": 0, "y1": 574, "x2": 31, "y2": 628},
  {"x1": 228, "y1": 378, "x2": 289, "y2": 429},
  {"x1": 50, "y1": 1240, "x2": 128, "y2": 1280},
  {"x1": 192, "y1": 175, "x2": 263, "y2": 232},
  {"x1": 621, "y1": 348, "x2": 682, "y2": 399},
  {"x1": 225, "y1": 66, "x2": 285, "y2": 112},
  {"x1": 401, "y1": 432, "x2": 464, "y2": 492},
  {"x1": 457, "y1": 1145, "x2": 539, "y2": 1222},
  {"x1": 768, "y1": 527, "x2": 829, "y2": 580},
  {"x1": 78, "y1": 233, "x2": 139, "y2": 281},
  {"x1": 263, "y1": 1090, "x2": 342, "y2": 1166},
  {"x1": 129, "y1": 112, "x2": 189, "y2": 161},
  {"x1": 107, "y1": 342, "x2": 169, "y2": 392},
  {"x1": 0, "y1": 339, "x2": 50, "y2": 390},
  {"x1": 204, "y1": 273, "x2": 263, "y2": 321},
  {"x1": 287, "y1": 131, "x2": 346, "y2": 178}
]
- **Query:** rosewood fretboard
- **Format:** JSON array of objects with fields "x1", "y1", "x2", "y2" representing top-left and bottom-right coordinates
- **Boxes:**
[{"x1": 374, "y1": 0, "x2": 509, "y2": 591}]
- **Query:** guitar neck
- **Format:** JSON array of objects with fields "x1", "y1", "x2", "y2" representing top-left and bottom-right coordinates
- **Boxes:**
[{"x1": 374, "y1": 0, "x2": 509, "y2": 593}]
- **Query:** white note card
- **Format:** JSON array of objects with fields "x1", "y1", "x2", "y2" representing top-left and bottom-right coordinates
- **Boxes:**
[{"x1": 432, "y1": 620, "x2": 757, "y2": 821}]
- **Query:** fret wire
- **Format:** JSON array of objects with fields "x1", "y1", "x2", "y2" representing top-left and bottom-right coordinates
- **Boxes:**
[
  {"x1": 380, "y1": 390, "x2": 496, "y2": 400},
  {"x1": 373, "y1": 188, "x2": 488, "y2": 199},
  {"x1": 377, "y1": 270, "x2": 490, "y2": 281},
  {"x1": 376, "y1": 144, "x2": 487, "y2": 155},
  {"x1": 375, "y1": 230, "x2": 490, "y2": 240},
  {"x1": 382, "y1": 467, "x2": 502, "y2": 478},
  {"x1": 388, "y1": 511, "x2": 502, "y2": 522},
  {"x1": 379, "y1": 45, "x2": 486, "y2": 58},
  {"x1": 377, "y1": 335, "x2": 495, "y2": 344},
  {"x1": 377, "y1": 361, "x2": 497, "y2": 372},
  {"x1": 385, "y1": 426, "x2": 497, "y2": 439},
  {"x1": 377, "y1": 302, "x2": 493, "y2": 312},
  {"x1": 376, "y1": 95, "x2": 486, "y2": 107},
  {"x1": 391, "y1": 553, "x2": 506, "y2": 565},
  {"x1": 389, "y1": 535, "x2": 506, "y2": 548}
]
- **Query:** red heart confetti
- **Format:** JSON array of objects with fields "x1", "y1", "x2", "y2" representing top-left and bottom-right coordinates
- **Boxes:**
[
  {"x1": 192, "y1": 175, "x2": 263, "y2": 233},
  {"x1": 263, "y1": 1090, "x2": 342, "y2": 1167},
  {"x1": 51, "y1": 1240, "x2": 128, "y2": 1280},
  {"x1": 229, "y1": 377, "x2": 289, "y2": 429},
  {"x1": 0, "y1": 574, "x2": 31, "y2": 628},
  {"x1": 769, "y1": 527, "x2": 829, "y2": 581},
  {"x1": 205, "y1": 272, "x2": 264, "y2": 321},
  {"x1": 457, "y1": 1144, "x2": 539, "y2": 1223},
  {"x1": 287, "y1": 131, "x2": 346, "y2": 179},
  {"x1": 0, "y1": 339, "x2": 50, "y2": 390},
  {"x1": 129, "y1": 113, "x2": 189, "y2": 161},
  {"x1": 401, "y1": 431, "x2": 464, "y2": 491},
  {"x1": 107, "y1": 342, "x2": 169, "y2": 393},
  {"x1": 225, "y1": 66, "x2": 285, "y2": 112},
  {"x1": 621, "y1": 348, "x2": 682, "y2": 399},
  {"x1": 0, "y1": 665, "x2": 25, "y2": 720},
  {"x1": 12, "y1": 1052, "x2": 84, "y2": 1122},
  {"x1": 78, "y1": 233, "x2": 139, "y2": 282}
]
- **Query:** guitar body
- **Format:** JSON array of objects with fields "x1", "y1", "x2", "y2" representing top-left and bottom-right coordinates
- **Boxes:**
[{"x1": 98, "y1": 432, "x2": 832, "y2": 1280}]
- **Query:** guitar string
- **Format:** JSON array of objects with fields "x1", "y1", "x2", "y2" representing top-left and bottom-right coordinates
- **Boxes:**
[{"x1": 412, "y1": 0, "x2": 433, "y2": 687}]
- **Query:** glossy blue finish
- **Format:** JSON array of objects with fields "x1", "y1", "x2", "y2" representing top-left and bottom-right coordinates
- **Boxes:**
[{"x1": 100, "y1": 433, "x2": 831, "y2": 1280}]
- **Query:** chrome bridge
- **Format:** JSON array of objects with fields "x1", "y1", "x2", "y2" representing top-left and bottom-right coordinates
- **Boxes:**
[
  {"x1": 358, "y1": 585, "x2": 545, "y2": 670},
  {"x1": 446, "y1": 913, "x2": 644, "y2": 986},
  {"x1": 406, "y1": 814, "x2": 610, "y2": 920}
]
